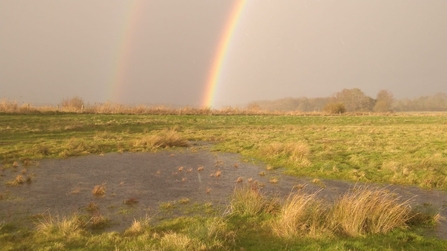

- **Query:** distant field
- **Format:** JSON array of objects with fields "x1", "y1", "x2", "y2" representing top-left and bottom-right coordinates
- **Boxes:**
[
  {"x1": 2, "y1": 113, "x2": 447, "y2": 250},
  {"x1": 1, "y1": 113, "x2": 446, "y2": 189}
]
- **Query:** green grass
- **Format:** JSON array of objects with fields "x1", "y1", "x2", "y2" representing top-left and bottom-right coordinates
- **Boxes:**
[
  {"x1": 2, "y1": 113, "x2": 446, "y2": 189},
  {"x1": 1, "y1": 113, "x2": 447, "y2": 249}
]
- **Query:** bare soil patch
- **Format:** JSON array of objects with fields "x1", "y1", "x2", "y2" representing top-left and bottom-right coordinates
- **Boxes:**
[{"x1": 1, "y1": 144, "x2": 447, "y2": 237}]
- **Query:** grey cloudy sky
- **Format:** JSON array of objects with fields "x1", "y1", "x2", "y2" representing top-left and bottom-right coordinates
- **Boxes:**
[{"x1": 1, "y1": 0, "x2": 446, "y2": 107}]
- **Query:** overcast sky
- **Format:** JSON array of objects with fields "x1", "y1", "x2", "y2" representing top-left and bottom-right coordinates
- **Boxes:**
[{"x1": 1, "y1": 0, "x2": 446, "y2": 107}]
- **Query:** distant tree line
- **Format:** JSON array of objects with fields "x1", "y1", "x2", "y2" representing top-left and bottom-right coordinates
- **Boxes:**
[{"x1": 247, "y1": 89, "x2": 447, "y2": 113}]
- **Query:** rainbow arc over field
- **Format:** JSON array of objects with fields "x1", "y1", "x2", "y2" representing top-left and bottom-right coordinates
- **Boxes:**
[
  {"x1": 107, "y1": 0, "x2": 145, "y2": 102},
  {"x1": 107, "y1": 1, "x2": 246, "y2": 106},
  {"x1": 202, "y1": 0, "x2": 247, "y2": 108}
]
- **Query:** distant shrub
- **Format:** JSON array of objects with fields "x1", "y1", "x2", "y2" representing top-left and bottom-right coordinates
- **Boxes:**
[
  {"x1": 323, "y1": 102, "x2": 346, "y2": 114},
  {"x1": 61, "y1": 97, "x2": 84, "y2": 112}
]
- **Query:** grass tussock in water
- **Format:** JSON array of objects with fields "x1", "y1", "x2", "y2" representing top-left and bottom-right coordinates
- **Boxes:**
[{"x1": 229, "y1": 183, "x2": 278, "y2": 216}]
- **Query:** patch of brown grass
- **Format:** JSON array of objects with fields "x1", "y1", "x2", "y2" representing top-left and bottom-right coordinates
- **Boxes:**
[
  {"x1": 124, "y1": 217, "x2": 151, "y2": 236},
  {"x1": 92, "y1": 183, "x2": 106, "y2": 197},
  {"x1": 178, "y1": 198, "x2": 190, "y2": 204},
  {"x1": 6, "y1": 175, "x2": 30, "y2": 185},
  {"x1": 88, "y1": 214, "x2": 110, "y2": 229},
  {"x1": 229, "y1": 184, "x2": 278, "y2": 216},
  {"x1": 134, "y1": 129, "x2": 189, "y2": 149},
  {"x1": 86, "y1": 202, "x2": 99, "y2": 212},
  {"x1": 124, "y1": 197, "x2": 139, "y2": 206},
  {"x1": 262, "y1": 142, "x2": 312, "y2": 167}
]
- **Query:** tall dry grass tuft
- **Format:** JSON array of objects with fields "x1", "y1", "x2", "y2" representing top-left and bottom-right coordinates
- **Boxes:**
[
  {"x1": 270, "y1": 191, "x2": 328, "y2": 238},
  {"x1": 92, "y1": 183, "x2": 106, "y2": 196},
  {"x1": 124, "y1": 216, "x2": 151, "y2": 236},
  {"x1": 35, "y1": 214, "x2": 85, "y2": 238},
  {"x1": 229, "y1": 184, "x2": 277, "y2": 216},
  {"x1": 0, "y1": 99, "x2": 19, "y2": 113},
  {"x1": 329, "y1": 186, "x2": 411, "y2": 236},
  {"x1": 134, "y1": 129, "x2": 189, "y2": 149}
]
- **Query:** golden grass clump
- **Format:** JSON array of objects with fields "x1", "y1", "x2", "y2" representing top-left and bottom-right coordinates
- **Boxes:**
[
  {"x1": 134, "y1": 129, "x2": 189, "y2": 149},
  {"x1": 92, "y1": 184, "x2": 106, "y2": 196},
  {"x1": 329, "y1": 186, "x2": 411, "y2": 236},
  {"x1": 229, "y1": 184, "x2": 277, "y2": 216},
  {"x1": 124, "y1": 217, "x2": 151, "y2": 236},
  {"x1": 271, "y1": 192, "x2": 328, "y2": 238},
  {"x1": 35, "y1": 214, "x2": 85, "y2": 238},
  {"x1": 6, "y1": 175, "x2": 31, "y2": 185},
  {"x1": 263, "y1": 142, "x2": 310, "y2": 158}
]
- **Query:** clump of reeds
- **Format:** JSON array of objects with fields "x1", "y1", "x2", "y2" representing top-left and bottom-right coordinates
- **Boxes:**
[
  {"x1": 232, "y1": 185, "x2": 422, "y2": 239},
  {"x1": 270, "y1": 191, "x2": 328, "y2": 238},
  {"x1": 134, "y1": 129, "x2": 189, "y2": 149},
  {"x1": 229, "y1": 184, "x2": 277, "y2": 216},
  {"x1": 35, "y1": 214, "x2": 86, "y2": 238},
  {"x1": 329, "y1": 186, "x2": 412, "y2": 236},
  {"x1": 124, "y1": 217, "x2": 151, "y2": 236}
]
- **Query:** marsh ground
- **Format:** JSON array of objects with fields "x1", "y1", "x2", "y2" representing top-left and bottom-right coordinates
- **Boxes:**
[{"x1": 2, "y1": 143, "x2": 447, "y2": 238}]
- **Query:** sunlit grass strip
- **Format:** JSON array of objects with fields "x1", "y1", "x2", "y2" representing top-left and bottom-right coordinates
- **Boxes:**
[
  {"x1": 261, "y1": 142, "x2": 312, "y2": 167},
  {"x1": 133, "y1": 129, "x2": 189, "y2": 149}
]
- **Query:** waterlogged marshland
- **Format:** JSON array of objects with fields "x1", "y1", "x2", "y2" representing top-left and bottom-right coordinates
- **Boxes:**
[{"x1": 1, "y1": 113, "x2": 447, "y2": 250}]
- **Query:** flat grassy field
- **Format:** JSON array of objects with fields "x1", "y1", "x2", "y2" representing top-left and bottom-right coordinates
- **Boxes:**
[
  {"x1": 2, "y1": 113, "x2": 447, "y2": 189},
  {"x1": 1, "y1": 113, "x2": 447, "y2": 250}
]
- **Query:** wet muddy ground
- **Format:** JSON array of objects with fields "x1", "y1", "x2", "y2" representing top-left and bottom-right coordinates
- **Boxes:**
[{"x1": 1, "y1": 144, "x2": 447, "y2": 237}]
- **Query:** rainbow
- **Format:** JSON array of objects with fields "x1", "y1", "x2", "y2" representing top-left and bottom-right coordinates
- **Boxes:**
[
  {"x1": 202, "y1": 0, "x2": 247, "y2": 108},
  {"x1": 107, "y1": 0, "x2": 145, "y2": 103}
]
